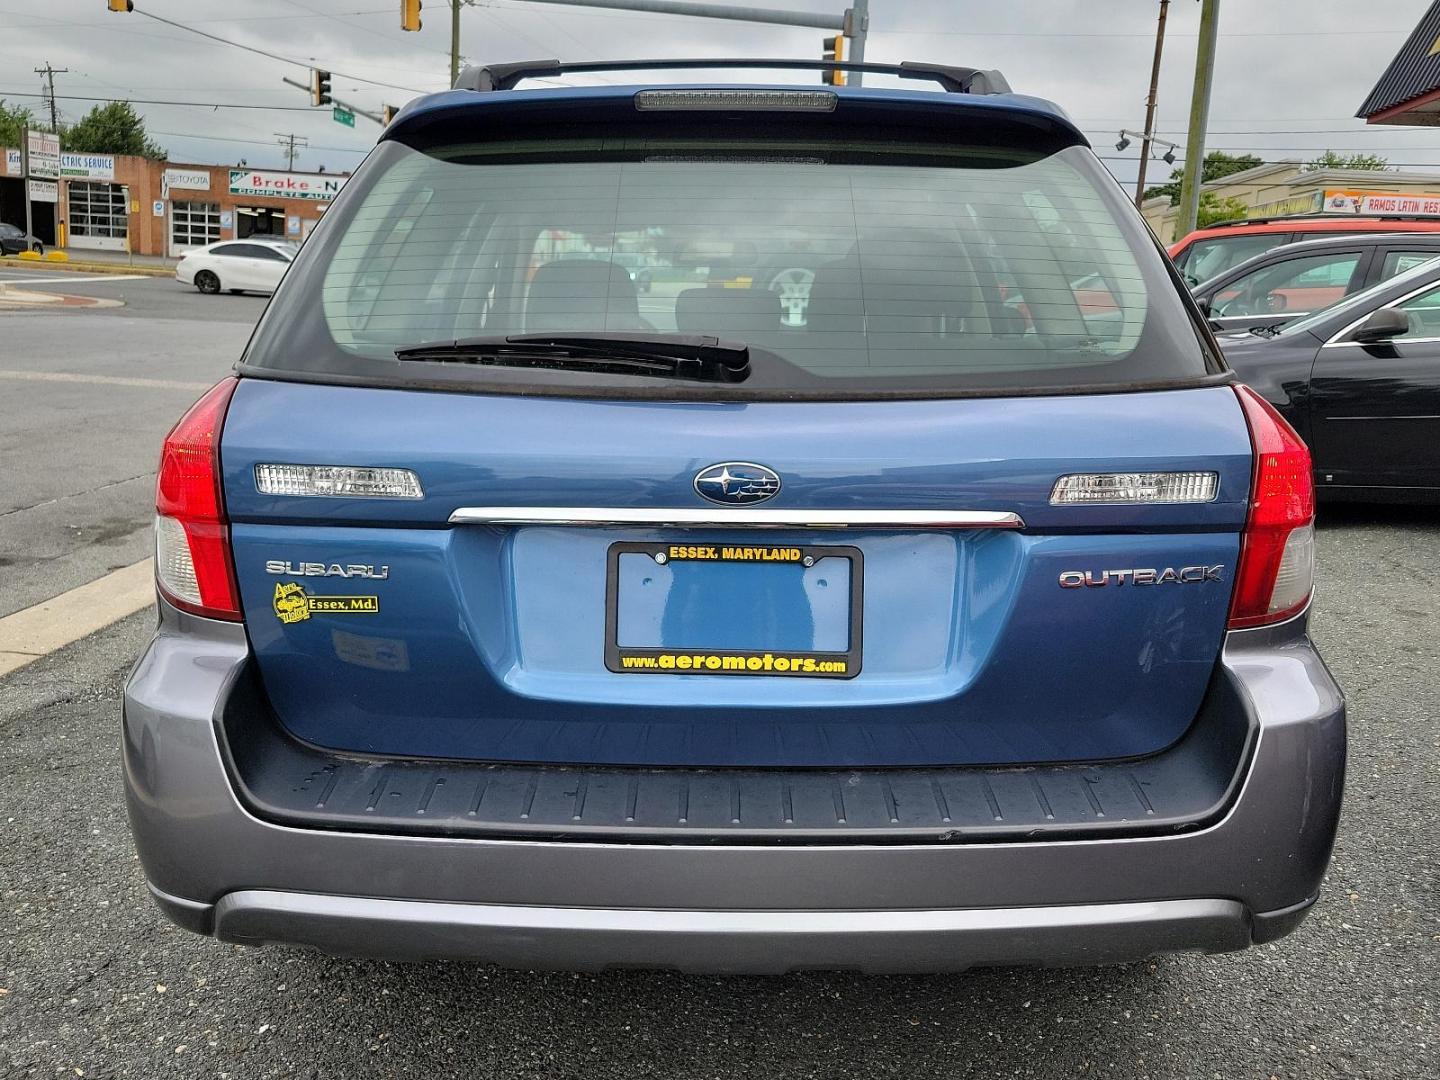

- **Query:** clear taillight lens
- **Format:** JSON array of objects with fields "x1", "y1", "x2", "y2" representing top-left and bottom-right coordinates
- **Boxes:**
[
  {"x1": 154, "y1": 513, "x2": 201, "y2": 605},
  {"x1": 254, "y1": 463, "x2": 423, "y2": 499},
  {"x1": 1050, "y1": 471, "x2": 1218, "y2": 505},
  {"x1": 154, "y1": 378, "x2": 241, "y2": 620},
  {"x1": 1229, "y1": 385, "x2": 1316, "y2": 629}
]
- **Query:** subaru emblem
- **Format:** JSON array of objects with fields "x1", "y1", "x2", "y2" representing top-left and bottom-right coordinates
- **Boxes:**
[{"x1": 693, "y1": 462, "x2": 781, "y2": 505}]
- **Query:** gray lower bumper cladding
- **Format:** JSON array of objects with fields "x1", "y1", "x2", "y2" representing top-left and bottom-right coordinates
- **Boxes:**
[{"x1": 124, "y1": 602, "x2": 1344, "y2": 973}]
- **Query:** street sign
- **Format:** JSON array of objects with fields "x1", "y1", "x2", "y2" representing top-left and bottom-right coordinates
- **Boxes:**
[
  {"x1": 332, "y1": 106, "x2": 355, "y2": 128},
  {"x1": 26, "y1": 131, "x2": 60, "y2": 180},
  {"x1": 27, "y1": 178, "x2": 58, "y2": 204}
]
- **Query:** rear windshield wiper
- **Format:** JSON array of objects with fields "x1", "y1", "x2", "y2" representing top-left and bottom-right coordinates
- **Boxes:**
[{"x1": 394, "y1": 333, "x2": 750, "y2": 383}]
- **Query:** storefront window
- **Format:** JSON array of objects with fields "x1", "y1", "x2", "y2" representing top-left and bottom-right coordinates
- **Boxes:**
[
  {"x1": 68, "y1": 181, "x2": 128, "y2": 243},
  {"x1": 171, "y1": 200, "x2": 221, "y2": 252}
]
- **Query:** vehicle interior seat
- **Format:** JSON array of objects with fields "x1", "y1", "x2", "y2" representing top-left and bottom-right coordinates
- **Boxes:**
[
  {"x1": 674, "y1": 286, "x2": 783, "y2": 335},
  {"x1": 804, "y1": 233, "x2": 983, "y2": 338},
  {"x1": 526, "y1": 258, "x2": 646, "y2": 331}
]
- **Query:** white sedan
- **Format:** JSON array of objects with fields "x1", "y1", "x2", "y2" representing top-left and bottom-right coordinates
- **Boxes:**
[{"x1": 176, "y1": 238, "x2": 297, "y2": 296}]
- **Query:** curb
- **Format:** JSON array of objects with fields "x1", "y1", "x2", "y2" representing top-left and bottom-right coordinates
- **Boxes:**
[{"x1": 0, "y1": 257, "x2": 175, "y2": 278}]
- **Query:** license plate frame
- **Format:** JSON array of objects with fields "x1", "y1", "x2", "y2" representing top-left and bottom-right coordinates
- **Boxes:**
[{"x1": 604, "y1": 541, "x2": 863, "y2": 679}]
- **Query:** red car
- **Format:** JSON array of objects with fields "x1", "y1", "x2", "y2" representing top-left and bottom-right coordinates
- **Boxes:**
[{"x1": 1169, "y1": 213, "x2": 1440, "y2": 285}]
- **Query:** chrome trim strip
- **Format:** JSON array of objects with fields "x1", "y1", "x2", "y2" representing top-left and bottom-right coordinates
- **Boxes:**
[
  {"x1": 447, "y1": 507, "x2": 1025, "y2": 529},
  {"x1": 1322, "y1": 273, "x2": 1440, "y2": 347},
  {"x1": 1324, "y1": 336, "x2": 1440, "y2": 348}
]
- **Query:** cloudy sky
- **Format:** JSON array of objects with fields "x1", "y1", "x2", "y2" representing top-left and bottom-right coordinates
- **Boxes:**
[{"x1": 1, "y1": 0, "x2": 1437, "y2": 184}]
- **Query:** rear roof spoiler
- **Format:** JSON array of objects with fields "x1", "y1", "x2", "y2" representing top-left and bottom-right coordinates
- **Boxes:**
[{"x1": 454, "y1": 58, "x2": 1012, "y2": 95}]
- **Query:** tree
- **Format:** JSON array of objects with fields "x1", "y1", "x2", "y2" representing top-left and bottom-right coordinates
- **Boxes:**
[
  {"x1": 1304, "y1": 151, "x2": 1390, "y2": 172},
  {"x1": 1196, "y1": 192, "x2": 1250, "y2": 228},
  {"x1": 1143, "y1": 151, "x2": 1263, "y2": 206},
  {"x1": 62, "y1": 101, "x2": 165, "y2": 159},
  {"x1": 0, "y1": 100, "x2": 43, "y2": 148}
]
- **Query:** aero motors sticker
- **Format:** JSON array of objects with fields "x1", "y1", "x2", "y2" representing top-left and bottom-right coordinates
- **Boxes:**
[{"x1": 273, "y1": 581, "x2": 379, "y2": 624}]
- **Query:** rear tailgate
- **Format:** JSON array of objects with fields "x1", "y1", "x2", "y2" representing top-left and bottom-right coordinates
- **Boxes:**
[{"x1": 221, "y1": 378, "x2": 1250, "y2": 768}]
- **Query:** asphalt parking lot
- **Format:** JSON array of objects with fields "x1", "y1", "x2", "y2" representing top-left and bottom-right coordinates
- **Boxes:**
[{"x1": 0, "y1": 274, "x2": 1435, "y2": 1079}]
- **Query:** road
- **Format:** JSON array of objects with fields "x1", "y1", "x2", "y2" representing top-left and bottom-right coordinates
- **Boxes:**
[
  {"x1": 0, "y1": 273, "x2": 256, "y2": 616},
  {"x1": 0, "y1": 274, "x2": 1435, "y2": 1079}
]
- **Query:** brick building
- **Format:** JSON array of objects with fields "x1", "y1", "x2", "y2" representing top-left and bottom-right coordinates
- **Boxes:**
[{"x1": 0, "y1": 150, "x2": 347, "y2": 256}]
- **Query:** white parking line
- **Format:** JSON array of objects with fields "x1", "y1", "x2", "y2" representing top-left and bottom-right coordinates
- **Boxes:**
[
  {"x1": 0, "y1": 274, "x2": 151, "y2": 284},
  {"x1": 0, "y1": 559, "x2": 154, "y2": 678},
  {"x1": 0, "y1": 370, "x2": 212, "y2": 391}
]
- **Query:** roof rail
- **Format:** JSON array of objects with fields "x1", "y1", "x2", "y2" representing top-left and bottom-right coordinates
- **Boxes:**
[
  {"x1": 1203, "y1": 211, "x2": 1440, "y2": 230},
  {"x1": 454, "y1": 58, "x2": 1012, "y2": 95}
]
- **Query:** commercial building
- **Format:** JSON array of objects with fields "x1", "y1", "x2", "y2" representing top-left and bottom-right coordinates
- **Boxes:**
[
  {"x1": 0, "y1": 150, "x2": 347, "y2": 256},
  {"x1": 1138, "y1": 3, "x2": 1440, "y2": 242},
  {"x1": 1142, "y1": 162, "x2": 1440, "y2": 242},
  {"x1": 1358, "y1": 0, "x2": 1440, "y2": 125}
]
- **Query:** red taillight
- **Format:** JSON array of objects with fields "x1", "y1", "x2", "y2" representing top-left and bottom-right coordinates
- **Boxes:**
[
  {"x1": 154, "y1": 377, "x2": 241, "y2": 620},
  {"x1": 1229, "y1": 384, "x2": 1316, "y2": 629}
]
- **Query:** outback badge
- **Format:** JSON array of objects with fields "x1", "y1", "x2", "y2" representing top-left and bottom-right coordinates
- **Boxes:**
[
  {"x1": 1058, "y1": 566, "x2": 1225, "y2": 588},
  {"x1": 273, "y1": 581, "x2": 379, "y2": 623}
]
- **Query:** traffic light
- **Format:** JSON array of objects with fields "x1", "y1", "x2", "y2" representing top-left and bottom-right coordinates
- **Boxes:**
[
  {"x1": 401, "y1": 0, "x2": 422, "y2": 31},
  {"x1": 311, "y1": 69, "x2": 332, "y2": 107},
  {"x1": 382, "y1": 104, "x2": 398, "y2": 126},
  {"x1": 821, "y1": 35, "x2": 847, "y2": 86},
  {"x1": 107, "y1": 0, "x2": 133, "y2": 11}
]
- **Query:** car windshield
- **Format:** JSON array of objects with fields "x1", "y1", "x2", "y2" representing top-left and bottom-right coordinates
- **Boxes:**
[
  {"x1": 1277, "y1": 255, "x2": 1440, "y2": 337},
  {"x1": 1183, "y1": 233, "x2": 1284, "y2": 284},
  {"x1": 242, "y1": 129, "x2": 1212, "y2": 398}
]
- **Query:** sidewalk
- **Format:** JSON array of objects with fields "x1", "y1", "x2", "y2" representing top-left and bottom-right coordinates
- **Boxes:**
[
  {"x1": 54, "y1": 248, "x2": 179, "y2": 270},
  {"x1": 0, "y1": 247, "x2": 177, "y2": 277}
]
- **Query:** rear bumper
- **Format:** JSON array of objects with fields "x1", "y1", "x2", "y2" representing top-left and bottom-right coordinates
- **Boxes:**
[
  {"x1": 124, "y1": 602, "x2": 1345, "y2": 972},
  {"x1": 152, "y1": 884, "x2": 1314, "y2": 974}
]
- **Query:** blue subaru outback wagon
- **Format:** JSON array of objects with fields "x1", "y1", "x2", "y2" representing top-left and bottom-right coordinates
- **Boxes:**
[{"x1": 124, "y1": 59, "x2": 1345, "y2": 973}]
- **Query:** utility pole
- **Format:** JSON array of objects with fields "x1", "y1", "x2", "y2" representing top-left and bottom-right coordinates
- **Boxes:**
[
  {"x1": 33, "y1": 62, "x2": 68, "y2": 131},
  {"x1": 1176, "y1": 0, "x2": 1220, "y2": 241},
  {"x1": 20, "y1": 127, "x2": 33, "y2": 242},
  {"x1": 452, "y1": 0, "x2": 462, "y2": 88},
  {"x1": 846, "y1": 0, "x2": 868, "y2": 85},
  {"x1": 275, "y1": 132, "x2": 309, "y2": 170},
  {"x1": 1133, "y1": 0, "x2": 1169, "y2": 208}
]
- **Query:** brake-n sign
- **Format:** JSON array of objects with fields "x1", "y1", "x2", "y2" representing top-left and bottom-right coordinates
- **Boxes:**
[{"x1": 228, "y1": 169, "x2": 346, "y2": 202}]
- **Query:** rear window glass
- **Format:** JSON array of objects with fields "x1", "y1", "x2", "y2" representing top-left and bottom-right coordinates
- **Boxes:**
[{"x1": 243, "y1": 131, "x2": 1212, "y2": 399}]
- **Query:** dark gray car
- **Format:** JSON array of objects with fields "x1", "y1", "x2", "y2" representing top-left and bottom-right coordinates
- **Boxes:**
[
  {"x1": 1193, "y1": 232, "x2": 1440, "y2": 332},
  {"x1": 0, "y1": 221, "x2": 43, "y2": 255}
]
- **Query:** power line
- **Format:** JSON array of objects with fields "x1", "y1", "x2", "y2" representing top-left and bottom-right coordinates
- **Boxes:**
[
  {"x1": 1111, "y1": 147, "x2": 1440, "y2": 154},
  {"x1": 185, "y1": 8, "x2": 395, "y2": 24},
  {"x1": 1093, "y1": 126, "x2": 1440, "y2": 136},
  {"x1": 149, "y1": 128, "x2": 369, "y2": 155},
  {"x1": 129, "y1": 4, "x2": 431, "y2": 95},
  {"x1": 0, "y1": 89, "x2": 318, "y2": 112},
  {"x1": 277, "y1": 0, "x2": 456, "y2": 60},
  {"x1": 1098, "y1": 157, "x2": 1440, "y2": 169},
  {"x1": 871, "y1": 27, "x2": 1415, "y2": 38},
  {"x1": 477, "y1": 2, "x2": 1412, "y2": 38}
]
